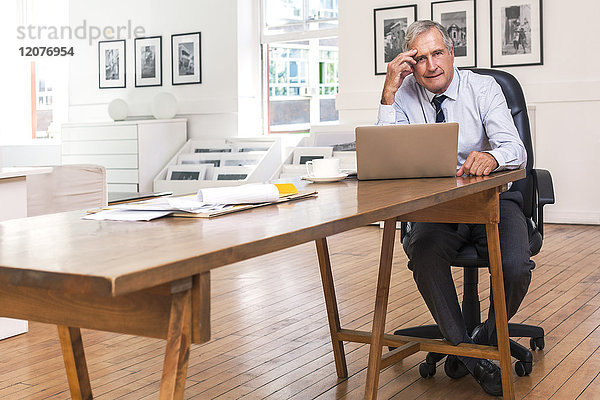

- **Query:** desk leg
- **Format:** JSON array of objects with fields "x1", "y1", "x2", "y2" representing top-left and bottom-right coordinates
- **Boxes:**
[
  {"x1": 159, "y1": 280, "x2": 192, "y2": 400},
  {"x1": 57, "y1": 325, "x2": 92, "y2": 400},
  {"x1": 365, "y1": 218, "x2": 397, "y2": 400},
  {"x1": 486, "y1": 223, "x2": 515, "y2": 400},
  {"x1": 316, "y1": 238, "x2": 348, "y2": 378}
]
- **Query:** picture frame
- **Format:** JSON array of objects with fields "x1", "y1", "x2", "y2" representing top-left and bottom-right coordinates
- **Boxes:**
[
  {"x1": 212, "y1": 167, "x2": 251, "y2": 181},
  {"x1": 490, "y1": 0, "x2": 543, "y2": 67},
  {"x1": 281, "y1": 164, "x2": 308, "y2": 177},
  {"x1": 292, "y1": 147, "x2": 333, "y2": 165},
  {"x1": 135, "y1": 36, "x2": 162, "y2": 87},
  {"x1": 178, "y1": 152, "x2": 263, "y2": 167},
  {"x1": 192, "y1": 145, "x2": 232, "y2": 154},
  {"x1": 177, "y1": 153, "x2": 221, "y2": 167},
  {"x1": 373, "y1": 5, "x2": 417, "y2": 75},
  {"x1": 431, "y1": 0, "x2": 477, "y2": 68},
  {"x1": 178, "y1": 153, "x2": 222, "y2": 167},
  {"x1": 166, "y1": 165, "x2": 208, "y2": 181},
  {"x1": 172, "y1": 32, "x2": 202, "y2": 85},
  {"x1": 221, "y1": 153, "x2": 263, "y2": 166},
  {"x1": 98, "y1": 40, "x2": 126, "y2": 89},
  {"x1": 230, "y1": 142, "x2": 271, "y2": 153}
]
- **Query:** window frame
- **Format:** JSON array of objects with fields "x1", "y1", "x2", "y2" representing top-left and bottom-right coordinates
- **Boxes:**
[{"x1": 260, "y1": 0, "x2": 339, "y2": 134}]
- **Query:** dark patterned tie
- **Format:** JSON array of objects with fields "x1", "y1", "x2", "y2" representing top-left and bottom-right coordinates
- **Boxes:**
[{"x1": 432, "y1": 95, "x2": 447, "y2": 123}]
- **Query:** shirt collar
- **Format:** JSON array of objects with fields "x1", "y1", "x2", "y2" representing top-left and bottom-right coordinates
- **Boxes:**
[{"x1": 423, "y1": 67, "x2": 460, "y2": 103}]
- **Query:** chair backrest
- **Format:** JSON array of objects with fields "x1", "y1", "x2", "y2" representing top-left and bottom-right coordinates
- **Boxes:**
[
  {"x1": 27, "y1": 164, "x2": 107, "y2": 217},
  {"x1": 470, "y1": 68, "x2": 535, "y2": 219}
]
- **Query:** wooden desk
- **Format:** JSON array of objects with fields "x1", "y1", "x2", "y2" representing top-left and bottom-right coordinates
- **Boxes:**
[{"x1": 0, "y1": 170, "x2": 524, "y2": 399}]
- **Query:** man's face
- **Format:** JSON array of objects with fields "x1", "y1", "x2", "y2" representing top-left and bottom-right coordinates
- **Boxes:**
[{"x1": 409, "y1": 28, "x2": 455, "y2": 94}]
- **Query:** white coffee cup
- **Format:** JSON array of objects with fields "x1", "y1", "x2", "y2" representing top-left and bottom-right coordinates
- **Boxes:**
[{"x1": 306, "y1": 158, "x2": 341, "y2": 178}]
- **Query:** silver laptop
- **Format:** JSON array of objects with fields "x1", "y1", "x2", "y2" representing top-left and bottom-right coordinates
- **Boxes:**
[{"x1": 355, "y1": 123, "x2": 459, "y2": 180}]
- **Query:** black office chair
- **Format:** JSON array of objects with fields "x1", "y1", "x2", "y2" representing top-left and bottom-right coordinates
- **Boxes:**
[{"x1": 393, "y1": 68, "x2": 555, "y2": 378}]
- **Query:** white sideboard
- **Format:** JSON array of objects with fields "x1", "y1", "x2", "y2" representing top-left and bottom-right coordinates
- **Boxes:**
[{"x1": 62, "y1": 119, "x2": 187, "y2": 193}]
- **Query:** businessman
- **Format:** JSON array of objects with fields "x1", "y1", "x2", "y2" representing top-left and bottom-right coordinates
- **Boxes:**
[{"x1": 377, "y1": 20, "x2": 534, "y2": 396}]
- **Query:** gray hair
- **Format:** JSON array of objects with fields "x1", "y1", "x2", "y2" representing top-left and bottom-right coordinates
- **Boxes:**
[{"x1": 402, "y1": 20, "x2": 454, "y2": 53}]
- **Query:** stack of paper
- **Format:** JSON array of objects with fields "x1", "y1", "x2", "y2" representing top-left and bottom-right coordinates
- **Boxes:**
[{"x1": 83, "y1": 183, "x2": 311, "y2": 221}]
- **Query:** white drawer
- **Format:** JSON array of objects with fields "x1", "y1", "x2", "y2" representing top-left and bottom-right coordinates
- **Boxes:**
[
  {"x1": 62, "y1": 140, "x2": 138, "y2": 155},
  {"x1": 62, "y1": 125, "x2": 138, "y2": 141},
  {"x1": 106, "y1": 169, "x2": 139, "y2": 184},
  {"x1": 62, "y1": 154, "x2": 138, "y2": 169},
  {"x1": 107, "y1": 183, "x2": 139, "y2": 193}
]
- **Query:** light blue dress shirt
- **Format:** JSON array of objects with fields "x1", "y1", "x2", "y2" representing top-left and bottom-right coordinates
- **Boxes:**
[{"x1": 377, "y1": 68, "x2": 526, "y2": 171}]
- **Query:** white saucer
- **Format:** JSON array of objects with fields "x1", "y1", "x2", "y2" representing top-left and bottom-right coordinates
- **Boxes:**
[{"x1": 302, "y1": 173, "x2": 348, "y2": 183}]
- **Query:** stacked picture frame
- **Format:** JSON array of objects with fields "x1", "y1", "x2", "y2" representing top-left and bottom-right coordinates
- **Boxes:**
[
  {"x1": 279, "y1": 147, "x2": 334, "y2": 178},
  {"x1": 277, "y1": 145, "x2": 357, "y2": 179},
  {"x1": 154, "y1": 138, "x2": 282, "y2": 195}
]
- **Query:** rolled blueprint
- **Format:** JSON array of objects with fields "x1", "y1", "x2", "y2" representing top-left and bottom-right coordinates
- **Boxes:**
[{"x1": 197, "y1": 184, "x2": 280, "y2": 204}]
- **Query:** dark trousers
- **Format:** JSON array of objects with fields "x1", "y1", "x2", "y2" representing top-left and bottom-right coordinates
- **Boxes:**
[{"x1": 405, "y1": 191, "x2": 535, "y2": 346}]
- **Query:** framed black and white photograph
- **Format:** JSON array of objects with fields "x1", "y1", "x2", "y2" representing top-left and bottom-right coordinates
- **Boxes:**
[
  {"x1": 177, "y1": 152, "x2": 262, "y2": 167},
  {"x1": 373, "y1": 5, "x2": 417, "y2": 75},
  {"x1": 172, "y1": 32, "x2": 202, "y2": 85},
  {"x1": 178, "y1": 153, "x2": 222, "y2": 166},
  {"x1": 166, "y1": 165, "x2": 208, "y2": 181},
  {"x1": 491, "y1": 0, "x2": 543, "y2": 67},
  {"x1": 192, "y1": 146, "x2": 232, "y2": 154},
  {"x1": 135, "y1": 36, "x2": 162, "y2": 87},
  {"x1": 98, "y1": 40, "x2": 125, "y2": 89},
  {"x1": 432, "y1": 0, "x2": 477, "y2": 68},
  {"x1": 220, "y1": 153, "x2": 263, "y2": 166},
  {"x1": 292, "y1": 147, "x2": 333, "y2": 165},
  {"x1": 231, "y1": 142, "x2": 271, "y2": 153},
  {"x1": 222, "y1": 158, "x2": 261, "y2": 167},
  {"x1": 212, "y1": 167, "x2": 251, "y2": 181}
]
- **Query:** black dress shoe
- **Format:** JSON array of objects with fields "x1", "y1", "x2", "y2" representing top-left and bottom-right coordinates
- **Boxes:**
[
  {"x1": 471, "y1": 323, "x2": 489, "y2": 345},
  {"x1": 444, "y1": 355, "x2": 469, "y2": 379},
  {"x1": 472, "y1": 359, "x2": 503, "y2": 397}
]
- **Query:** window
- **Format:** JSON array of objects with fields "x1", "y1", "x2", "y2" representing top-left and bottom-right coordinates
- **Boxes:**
[
  {"x1": 8, "y1": 0, "x2": 68, "y2": 141},
  {"x1": 261, "y1": 0, "x2": 339, "y2": 134}
]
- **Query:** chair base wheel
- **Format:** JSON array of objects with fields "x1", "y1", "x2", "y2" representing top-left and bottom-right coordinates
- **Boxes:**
[
  {"x1": 530, "y1": 336, "x2": 545, "y2": 350},
  {"x1": 419, "y1": 362, "x2": 436, "y2": 378},
  {"x1": 515, "y1": 360, "x2": 532, "y2": 376}
]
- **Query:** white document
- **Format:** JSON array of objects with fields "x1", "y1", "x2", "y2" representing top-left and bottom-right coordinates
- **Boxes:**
[
  {"x1": 110, "y1": 197, "x2": 174, "y2": 211},
  {"x1": 167, "y1": 197, "x2": 231, "y2": 212},
  {"x1": 197, "y1": 184, "x2": 279, "y2": 204},
  {"x1": 82, "y1": 209, "x2": 173, "y2": 221},
  {"x1": 82, "y1": 185, "x2": 278, "y2": 221},
  {"x1": 109, "y1": 196, "x2": 231, "y2": 214}
]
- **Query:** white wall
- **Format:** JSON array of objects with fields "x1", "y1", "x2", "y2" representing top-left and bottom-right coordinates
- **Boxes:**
[
  {"x1": 237, "y1": 0, "x2": 263, "y2": 137},
  {"x1": 338, "y1": 0, "x2": 600, "y2": 224},
  {"x1": 67, "y1": 0, "x2": 255, "y2": 139},
  {"x1": 0, "y1": 1, "x2": 32, "y2": 144}
]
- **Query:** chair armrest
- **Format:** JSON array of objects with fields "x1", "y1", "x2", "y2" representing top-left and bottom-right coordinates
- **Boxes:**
[
  {"x1": 532, "y1": 169, "x2": 555, "y2": 238},
  {"x1": 532, "y1": 169, "x2": 555, "y2": 207}
]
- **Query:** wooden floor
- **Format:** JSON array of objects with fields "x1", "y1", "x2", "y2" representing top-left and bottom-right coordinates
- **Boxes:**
[{"x1": 1, "y1": 223, "x2": 599, "y2": 399}]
